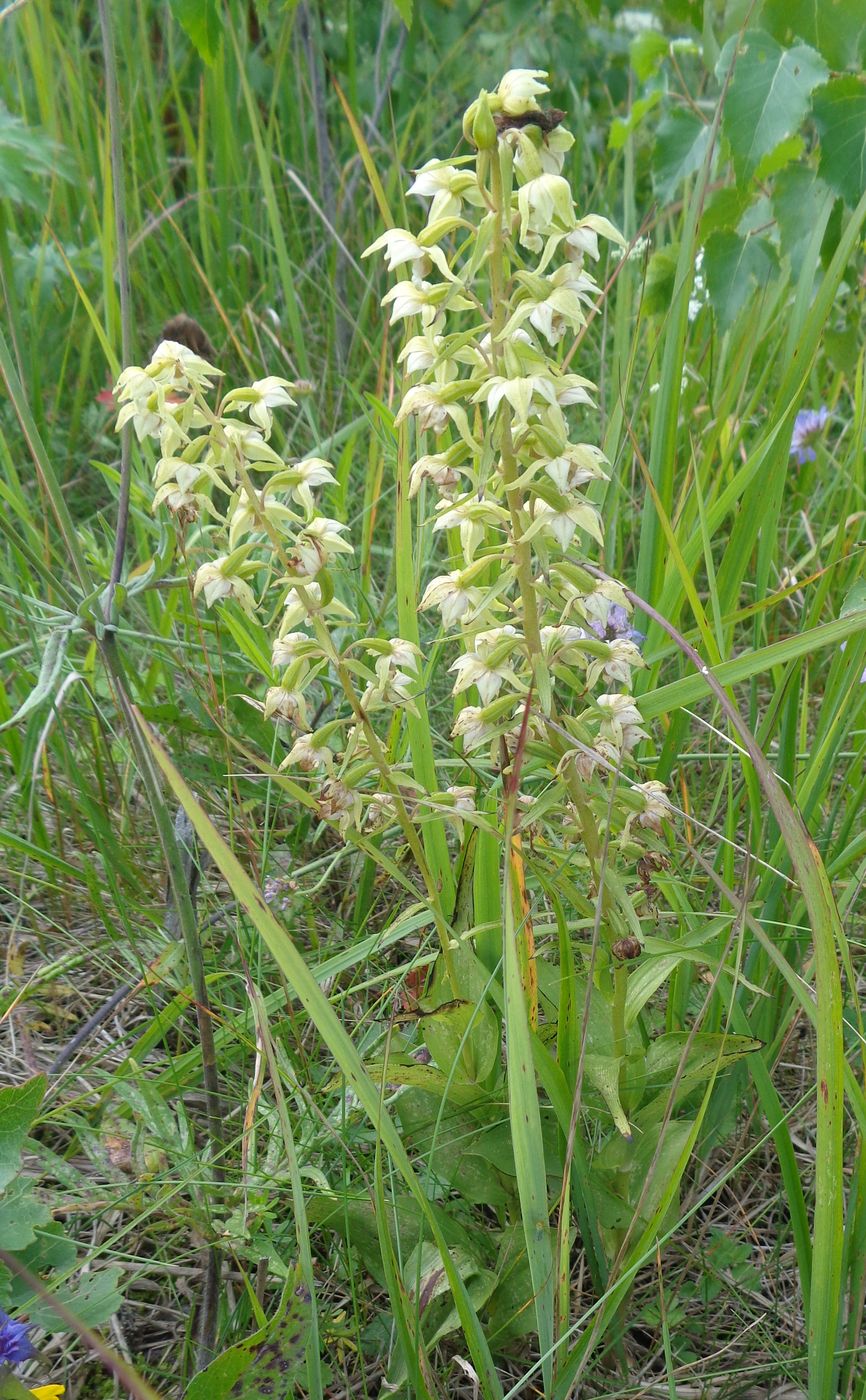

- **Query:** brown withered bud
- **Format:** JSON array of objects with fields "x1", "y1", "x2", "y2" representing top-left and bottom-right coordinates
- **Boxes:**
[
  {"x1": 158, "y1": 313, "x2": 215, "y2": 361},
  {"x1": 637, "y1": 851, "x2": 669, "y2": 885},
  {"x1": 612, "y1": 936, "x2": 642, "y2": 961},
  {"x1": 494, "y1": 107, "x2": 567, "y2": 135}
]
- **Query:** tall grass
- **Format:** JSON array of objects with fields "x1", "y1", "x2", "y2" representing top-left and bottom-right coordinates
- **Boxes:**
[{"x1": 2, "y1": 3, "x2": 866, "y2": 1398}]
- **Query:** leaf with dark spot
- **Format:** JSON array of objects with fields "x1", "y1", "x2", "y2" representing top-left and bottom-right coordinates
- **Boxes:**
[{"x1": 184, "y1": 1263, "x2": 312, "y2": 1400}]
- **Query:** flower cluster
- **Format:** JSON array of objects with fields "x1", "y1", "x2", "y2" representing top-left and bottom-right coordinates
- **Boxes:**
[
  {"x1": 124, "y1": 68, "x2": 669, "y2": 863},
  {"x1": 366, "y1": 69, "x2": 660, "y2": 819}
]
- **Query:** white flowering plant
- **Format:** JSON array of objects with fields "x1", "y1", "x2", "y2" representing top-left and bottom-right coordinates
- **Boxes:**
[{"x1": 118, "y1": 68, "x2": 762, "y2": 1382}]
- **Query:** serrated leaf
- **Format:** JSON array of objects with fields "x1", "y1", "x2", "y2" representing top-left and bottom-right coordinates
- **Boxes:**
[
  {"x1": 813, "y1": 77, "x2": 866, "y2": 207},
  {"x1": 168, "y1": 0, "x2": 222, "y2": 64},
  {"x1": 717, "y1": 31, "x2": 827, "y2": 184},
  {"x1": 0, "y1": 1075, "x2": 45, "y2": 1188},
  {"x1": 759, "y1": 0, "x2": 866, "y2": 71},
  {"x1": 652, "y1": 108, "x2": 712, "y2": 202},
  {"x1": 703, "y1": 228, "x2": 778, "y2": 330}
]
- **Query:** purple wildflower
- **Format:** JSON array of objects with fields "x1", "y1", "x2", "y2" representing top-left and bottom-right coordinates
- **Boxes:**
[
  {"x1": 0, "y1": 1308, "x2": 35, "y2": 1365},
  {"x1": 790, "y1": 407, "x2": 829, "y2": 465},
  {"x1": 588, "y1": 602, "x2": 645, "y2": 646}
]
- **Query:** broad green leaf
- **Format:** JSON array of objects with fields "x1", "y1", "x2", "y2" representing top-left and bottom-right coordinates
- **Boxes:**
[
  {"x1": 422, "y1": 1000, "x2": 499, "y2": 1083},
  {"x1": 700, "y1": 185, "x2": 753, "y2": 237},
  {"x1": 16, "y1": 1222, "x2": 78, "y2": 1279},
  {"x1": 773, "y1": 166, "x2": 832, "y2": 276},
  {"x1": 24, "y1": 1266, "x2": 123, "y2": 1332},
  {"x1": 583, "y1": 1054, "x2": 631, "y2": 1138},
  {"x1": 717, "y1": 31, "x2": 827, "y2": 183},
  {"x1": 392, "y1": 0, "x2": 413, "y2": 24},
  {"x1": 759, "y1": 0, "x2": 866, "y2": 71},
  {"x1": 0, "y1": 106, "x2": 72, "y2": 211},
  {"x1": 635, "y1": 1033, "x2": 763, "y2": 1103},
  {"x1": 703, "y1": 229, "x2": 778, "y2": 330},
  {"x1": 0, "y1": 1075, "x2": 45, "y2": 1189},
  {"x1": 753, "y1": 132, "x2": 805, "y2": 181},
  {"x1": 0, "y1": 1178, "x2": 51, "y2": 1249},
  {"x1": 813, "y1": 78, "x2": 866, "y2": 207},
  {"x1": 503, "y1": 868, "x2": 554, "y2": 1390},
  {"x1": 0, "y1": 1369, "x2": 35, "y2": 1400},
  {"x1": 402, "y1": 1243, "x2": 496, "y2": 1351},
  {"x1": 363, "y1": 1060, "x2": 490, "y2": 1108},
  {"x1": 609, "y1": 91, "x2": 662, "y2": 150},
  {"x1": 652, "y1": 108, "x2": 711, "y2": 202},
  {"x1": 168, "y1": 0, "x2": 223, "y2": 63},
  {"x1": 185, "y1": 1270, "x2": 309, "y2": 1400},
  {"x1": 630, "y1": 30, "x2": 669, "y2": 81}
]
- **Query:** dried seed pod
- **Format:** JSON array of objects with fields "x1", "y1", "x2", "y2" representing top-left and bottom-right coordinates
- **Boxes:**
[{"x1": 612, "y1": 936, "x2": 642, "y2": 961}]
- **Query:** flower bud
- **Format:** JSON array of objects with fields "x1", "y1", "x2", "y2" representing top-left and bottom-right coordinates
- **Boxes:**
[{"x1": 470, "y1": 91, "x2": 497, "y2": 151}]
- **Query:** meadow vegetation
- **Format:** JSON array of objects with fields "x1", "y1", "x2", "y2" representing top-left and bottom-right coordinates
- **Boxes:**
[{"x1": 2, "y1": 3, "x2": 866, "y2": 1398}]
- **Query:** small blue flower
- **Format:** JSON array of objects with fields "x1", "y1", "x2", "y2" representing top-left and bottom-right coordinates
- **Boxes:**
[
  {"x1": 0, "y1": 1306, "x2": 36, "y2": 1365},
  {"x1": 588, "y1": 602, "x2": 645, "y2": 646},
  {"x1": 790, "y1": 406, "x2": 829, "y2": 465}
]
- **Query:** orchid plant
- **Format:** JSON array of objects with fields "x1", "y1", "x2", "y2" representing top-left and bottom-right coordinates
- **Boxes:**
[{"x1": 117, "y1": 68, "x2": 758, "y2": 1372}]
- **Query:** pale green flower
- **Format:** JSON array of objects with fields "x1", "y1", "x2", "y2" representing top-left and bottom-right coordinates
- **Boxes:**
[
  {"x1": 408, "y1": 452, "x2": 467, "y2": 499},
  {"x1": 451, "y1": 705, "x2": 497, "y2": 751},
  {"x1": 475, "y1": 372, "x2": 558, "y2": 422},
  {"x1": 564, "y1": 214, "x2": 626, "y2": 262},
  {"x1": 433, "y1": 495, "x2": 509, "y2": 564},
  {"x1": 288, "y1": 516, "x2": 354, "y2": 577},
  {"x1": 193, "y1": 556, "x2": 257, "y2": 614},
  {"x1": 264, "y1": 685, "x2": 309, "y2": 727},
  {"x1": 268, "y1": 457, "x2": 337, "y2": 513},
  {"x1": 281, "y1": 733, "x2": 333, "y2": 773},
  {"x1": 516, "y1": 173, "x2": 575, "y2": 251},
  {"x1": 406, "y1": 160, "x2": 484, "y2": 222},
  {"x1": 381, "y1": 279, "x2": 439, "y2": 326},
  {"x1": 363, "y1": 227, "x2": 455, "y2": 281},
  {"x1": 222, "y1": 376, "x2": 297, "y2": 435},
  {"x1": 420, "y1": 570, "x2": 483, "y2": 628},
  {"x1": 271, "y1": 631, "x2": 317, "y2": 668},
  {"x1": 495, "y1": 68, "x2": 549, "y2": 116},
  {"x1": 597, "y1": 693, "x2": 649, "y2": 752},
  {"x1": 450, "y1": 626, "x2": 521, "y2": 704},
  {"x1": 585, "y1": 638, "x2": 645, "y2": 688},
  {"x1": 145, "y1": 339, "x2": 221, "y2": 390},
  {"x1": 528, "y1": 497, "x2": 604, "y2": 550}
]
